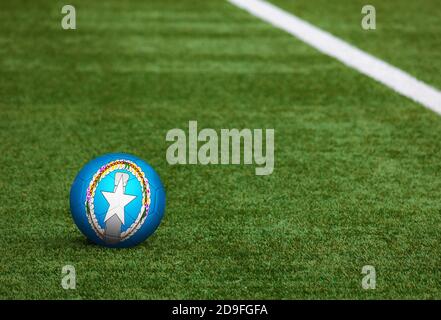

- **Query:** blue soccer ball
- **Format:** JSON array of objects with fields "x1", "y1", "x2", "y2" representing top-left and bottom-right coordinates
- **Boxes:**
[{"x1": 69, "y1": 153, "x2": 165, "y2": 248}]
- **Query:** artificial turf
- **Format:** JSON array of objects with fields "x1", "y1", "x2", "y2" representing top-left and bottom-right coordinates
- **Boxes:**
[{"x1": 1, "y1": 0, "x2": 441, "y2": 299}]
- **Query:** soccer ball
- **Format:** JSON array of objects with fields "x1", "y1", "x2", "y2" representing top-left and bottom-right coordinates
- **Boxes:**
[{"x1": 69, "y1": 153, "x2": 165, "y2": 248}]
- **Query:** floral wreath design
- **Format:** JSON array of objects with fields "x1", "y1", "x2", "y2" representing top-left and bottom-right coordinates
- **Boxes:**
[{"x1": 85, "y1": 159, "x2": 151, "y2": 241}]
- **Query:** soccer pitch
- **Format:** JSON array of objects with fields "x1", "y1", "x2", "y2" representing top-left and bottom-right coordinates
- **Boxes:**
[{"x1": 1, "y1": 0, "x2": 441, "y2": 299}]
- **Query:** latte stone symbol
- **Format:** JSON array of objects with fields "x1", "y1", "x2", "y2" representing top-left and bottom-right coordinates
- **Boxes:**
[{"x1": 101, "y1": 172, "x2": 136, "y2": 244}]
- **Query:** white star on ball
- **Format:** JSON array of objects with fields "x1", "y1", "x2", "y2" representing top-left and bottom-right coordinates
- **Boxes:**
[{"x1": 102, "y1": 176, "x2": 136, "y2": 225}]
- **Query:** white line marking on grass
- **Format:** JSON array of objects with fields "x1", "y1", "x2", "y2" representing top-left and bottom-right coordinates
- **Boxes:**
[{"x1": 228, "y1": 0, "x2": 441, "y2": 114}]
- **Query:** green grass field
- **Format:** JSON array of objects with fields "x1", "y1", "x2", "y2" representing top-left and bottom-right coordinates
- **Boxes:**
[{"x1": 1, "y1": 0, "x2": 441, "y2": 299}]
